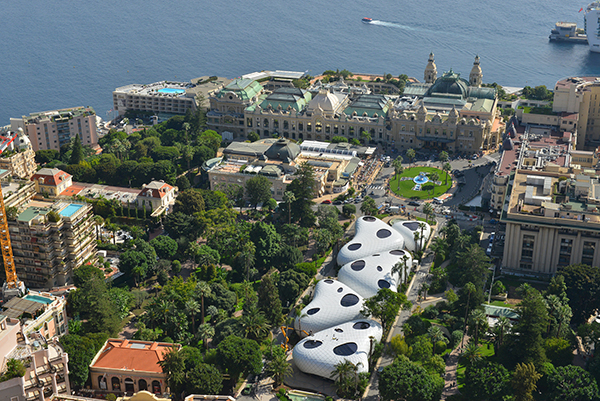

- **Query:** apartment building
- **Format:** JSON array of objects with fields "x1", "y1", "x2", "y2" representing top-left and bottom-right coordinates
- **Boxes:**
[
  {"x1": 0, "y1": 129, "x2": 37, "y2": 179},
  {"x1": 0, "y1": 291, "x2": 70, "y2": 401},
  {"x1": 10, "y1": 107, "x2": 98, "y2": 152},
  {"x1": 8, "y1": 202, "x2": 96, "y2": 289}
]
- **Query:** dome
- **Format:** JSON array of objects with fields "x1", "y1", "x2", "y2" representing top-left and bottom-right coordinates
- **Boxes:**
[
  {"x1": 264, "y1": 138, "x2": 300, "y2": 162},
  {"x1": 427, "y1": 70, "x2": 469, "y2": 99},
  {"x1": 308, "y1": 89, "x2": 345, "y2": 114}
]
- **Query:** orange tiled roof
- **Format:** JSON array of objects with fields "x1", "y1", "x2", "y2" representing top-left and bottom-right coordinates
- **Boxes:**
[{"x1": 91, "y1": 339, "x2": 179, "y2": 374}]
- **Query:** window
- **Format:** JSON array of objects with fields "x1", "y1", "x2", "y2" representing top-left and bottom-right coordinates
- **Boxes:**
[
  {"x1": 263, "y1": 119, "x2": 269, "y2": 128},
  {"x1": 582, "y1": 241, "x2": 595, "y2": 265},
  {"x1": 307, "y1": 123, "x2": 312, "y2": 132},
  {"x1": 521, "y1": 235, "x2": 535, "y2": 262},
  {"x1": 111, "y1": 377, "x2": 121, "y2": 391},
  {"x1": 559, "y1": 238, "x2": 573, "y2": 266},
  {"x1": 298, "y1": 123, "x2": 303, "y2": 131}
]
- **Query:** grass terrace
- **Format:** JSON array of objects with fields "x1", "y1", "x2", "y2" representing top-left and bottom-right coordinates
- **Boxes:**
[{"x1": 389, "y1": 166, "x2": 451, "y2": 200}]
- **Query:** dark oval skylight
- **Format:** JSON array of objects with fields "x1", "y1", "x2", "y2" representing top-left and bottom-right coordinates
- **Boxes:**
[
  {"x1": 303, "y1": 340, "x2": 323, "y2": 349},
  {"x1": 337, "y1": 287, "x2": 343, "y2": 293},
  {"x1": 390, "y1": 250, "x2": 405, "y2": 256},
  {"x1": 348, "y1": 243, "x2": 362, "y2": 251},
  {"x1": 307, "y1": 308, "x2": 320, "y2": 315},
  {"x1": 377, "y1": 266, "x2": 383, "y2": 272},
  {"x1": 335, "y1": 328, "x2": 343, "y2": 333},
  {"x1": 363, "y1": 216, "x2": 376, "y2": 222},
  {"x1": 325, "y1": 279, "x2": 334, "y2": 284},
  {"x1": 353, "y1": 321, "x2": 371, "y2": 330},
  {"x1": 351, "y1": 260, "x2": 366, "y2": 271},
  {"x1": 340, "y1": 294, "x2": 359, "y2": 307},
  {"x1": 333, "y1": 342, "x2": 358, "y2": 356},
  {"x1": 376, "y1": 229, "x2": 392, "y2": 238},
  {"x1": 378, "y1": 280, "x2": 391, "y2": 289},
  {"x1": 404, "y1": 222, "x2": 420, "y2": 230}
]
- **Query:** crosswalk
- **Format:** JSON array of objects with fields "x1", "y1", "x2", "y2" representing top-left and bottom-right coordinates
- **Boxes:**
[{"x1": 366, "y1": 185, "x2": 384, "y2": 191}]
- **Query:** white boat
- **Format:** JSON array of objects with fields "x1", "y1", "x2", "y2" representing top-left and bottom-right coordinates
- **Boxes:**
[{"x1": 585, "y1": 2, "x2": 600, "y2": 52}]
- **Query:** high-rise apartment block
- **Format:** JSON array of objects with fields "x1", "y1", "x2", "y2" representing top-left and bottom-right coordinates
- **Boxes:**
[{"x1": 10, "y1": 107, "x2": 98, "y2": 151}]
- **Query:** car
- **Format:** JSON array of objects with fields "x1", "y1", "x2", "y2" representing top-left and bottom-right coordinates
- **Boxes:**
[
  {"x1": 333, "y1": 200, "x2": 343, "y2": 205},
  {"x1": 486, "y1": 245, "x2": 492, "y2": 256},
  {"x1": 321, "y1": 199, "x2": 332, "y2": 204},
  {"x1": 408, "y1": 201, "x2": 421, "y2": 207},
  {"x1": 489, "y1": 219, "x2": 498, "y2": 225},
  {"x1": 489, "y1": 232, "x2": 495, "y2": 241}
]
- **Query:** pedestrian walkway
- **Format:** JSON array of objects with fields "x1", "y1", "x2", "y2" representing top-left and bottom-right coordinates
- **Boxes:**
[{"x1": 442, "y1": 335, "x2": 470, "y2": 399}]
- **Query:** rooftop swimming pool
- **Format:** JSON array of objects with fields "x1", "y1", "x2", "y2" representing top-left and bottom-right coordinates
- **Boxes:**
[
  {"x1": 24, "y1": 294, "x2": 53, "y2": 304},
  {"x1": 59, "y1": 204, "x2": 83, "y2": 217},
  {"x1": 157, "y1": 88, "x2": 185, "y2": 94}
]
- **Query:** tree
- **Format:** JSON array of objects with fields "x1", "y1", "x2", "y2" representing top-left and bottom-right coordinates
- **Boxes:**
[
  {"x1": 545, "y1": 365, "x2": 599, "y2": 401},
  {"x1": 360, "y1": 196, "x2": 378, "y2": 216},
  {"x1": 174, "y1": 189, "x2": 205, "y2": 215},
  {"x1": 287, "y1": 162, "x2": 316, "y2": 227},
  {"x1": 443, "y1": 162, "x2": 451, "y2": 185},
  {"x1": 422, "y1": 202, "x2": 434, "y2": 224},
  {"x1": 282, "y1": 191, "x2": 296, "y2": 224},
  {"x1": 60, "y1": 334, "x2": 101, "y2": 388},
  {"x1": 460, "y1": 282, "x2": 477, "y2": 347},
  {"x1": 379, "y1": 356, "x2": 444, "y2": 401},
  {"x1": 240, "y1": 306, "x2": 271, "y2": 341},
  {"x1": 469, "y1": 309, "x2": 488, "y2": 344},
  {"x1": 410, "y1": 335, "x2": 434, "y2": 363},
  {"x1": 512, "y1": 363, "x2": 541, "y2": 401},
  {"x1": 188, "y1": 363, "x2": 223, "y2": 395},
  {"x1": 0, "y1": 359, "x2": 26, "y2": 381},
  {"x1": 197, "y1": 323, "x2": 215, "y2": 351},
  {"x1": 194, "y1": 281, "x2": 212, "y2": 324},
  {"x1": 69, "y1": 134, "x2": 84, "y2": 165},
  {"x1": 216, "y1": 335, "x2": 262, "y2": 387},
  {"x1": 247, "y1": 131, "x2": 259, "y2": 142},
  {"x1": 557, "y1": 263, "x2": 600, "y2": 324},
  {"x1": 428, "y1": 326, "x2": 447, "y2": 355},
  {"x1": 463, "y1": 361, "x2": 510, "y2": 401},
  {"x1": 278, "y1": 269, "x2": 310, "y2": 307},
  {"x1": 360, "y1": 130, "x2": 371, "y2": 145},
  {"x1": 392, "y1": 155, "x2": 404, "y2": 184},
  {"x1": 342, "y1": 203, "x2": 356, "y2": 218},
  {"x1": 543, "y1": 337, "x2": 573, "y2": 366},
  {"x1": 438, "y1": 151, "x2": 449, "y2": 169},
  {"x1": 361, "y1": 288, "x2": 412, "y2": 334},
  {"x1": 462, "y1": 340, "x2": 482, "y2": 367},
  {"x1": 331, "y1": 360, "x2": 362, "y2": 399},
  {"x1": 245, "y1": 175, "x2": 272, "y2": 209},
  {"x1": 265, "y1": 347, "x2": 292, "y2": 387},
  {"x1": 390, "y1": 335, "x2": 412, "y2": 357},
  {"x1": 453, "y1": 244, "x2": 490, "y2": 288},
  {"x1": 159, "y1": 346, "x2": 186, "y2": 395},
  {"x1": 258, "y1": 273, "x2": 283, "y2": 326},
  {"x1": 406, "y1": 148, "x2": 416, "y2": 167},
  {"x1": 150, "y1": 235, "x2": 178, "y2": 260},
  {"x1": 185, "y1": 299, "x2": 200, "y2": 335}
]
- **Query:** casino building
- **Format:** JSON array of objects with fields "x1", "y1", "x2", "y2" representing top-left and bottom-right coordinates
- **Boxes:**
[{"x1": 206, "y1": 55, "x2": 504, "y2": 153}]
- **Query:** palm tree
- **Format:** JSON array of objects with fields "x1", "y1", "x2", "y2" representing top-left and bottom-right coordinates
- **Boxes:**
[
  {"x1": 406, "y1": 148, "x2": 416, "y2": 167},
  {"x1": 93, "y1": 215, "x2": 104, "y2": 241},
  {"x1": 495, "y1": 316, "x2": 511, "y2": 348},
  {"x1": 428, "y1": 326, "x2": 447, "y2": 355},
  {"x1": 439, "y1": 150, "x2": 449, "y2": 169},
  {"x1": 418, "y1": 222, "x2": 427, "y2": 250},
  {"x1": 331, "y1": 360, "x2": 361, "y2": 398},
  {"x1": 197, "y1": 323, "x2": 214, "y2": 351},
  {"x1": 554, "y1": 304, "x2": 572, "y2": 338},
  {"x1": 360, "y1": 130, "x2": 371, "y2": 145},
  {"x1": 241, "y1": 308, "x2": 271, "y2": 341},
  {"x1": 422, "y1": 202, "x2": 434, "y2": 224},
  {"x1": 462, "y1": 340, "x2": 482, "y2": 367},
  {"x1": 158, "y1": 299, "x2": 171, "y2": 325},
  {"x1": 429, "y1": 172, "x2": 440, "y2": 196},
  {"x1": 391, "y1": 258, "x2": 410, "y2": 286},
  {"x1": 266, "y1": 351, "x2": 293, "y2": 387},
  {"x1": 421, "y1": 283, "x2": 430, "y2": 300},
  {"x1": 443, "y1": 162, "x2": 452, "y2": 185},
  {"x1": 545, "y1": 294, "x2": 561, "y2": 336},
  {"x1": 194, "y1": 281, "x2": 212, "y2": 324},
  {"x1": 461, "y1": 282, "x2": 477, "y2": 347},
  {"x1": 241, "y1": 241, "x2": 256, "y2": 282},
  {"x1": 470, "y1": 309, "x2": 487, "y2": 343},
  {"x1": 392, "y1": 156, "x2": 404, "y2": 191},
  {"x1": 283, "y1": 191, "x2": 296, "y2": 225},
  {"x1": 185, "y1": 299, "x2": 200, "y2": 336}
]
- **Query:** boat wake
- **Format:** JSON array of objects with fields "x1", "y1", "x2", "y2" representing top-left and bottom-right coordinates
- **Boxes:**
[{"x1": 368, "y1": 19, "x2": 415, "y2": 30}]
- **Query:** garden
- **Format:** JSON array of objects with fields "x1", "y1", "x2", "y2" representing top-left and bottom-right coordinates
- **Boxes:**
[{"x1": 389, "y1": 166, "x2": 452, "y2": 200}]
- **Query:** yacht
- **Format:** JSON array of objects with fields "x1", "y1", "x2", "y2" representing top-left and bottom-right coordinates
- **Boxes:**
[
  {"x1": 585, "y1": 2, "x2": 600, "y2": 52},
  {"x1": 362, "y1": 17, "x2": 373, "y2": 23}
]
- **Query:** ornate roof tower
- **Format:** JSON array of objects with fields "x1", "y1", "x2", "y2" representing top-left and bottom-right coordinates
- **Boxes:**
[
  {"x1": 424, "y1": 52, "x2": 437, "y2": 84},
  {"x1": 469, "y1": 55, "x2": 483, "y2": 88}
]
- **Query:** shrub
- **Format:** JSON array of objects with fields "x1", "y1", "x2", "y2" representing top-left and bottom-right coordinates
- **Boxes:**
[
  {"x1": 422, "y1": 305, "x2": 439, "y2": 319},
  {"x1": 451, "y1": 330, "x2": 463, "y2": 348},
  {"x1": 435, "y1": 341, "x2": 447, "y2": 354},
  {"x1": 294, "y1": 262, "x2": 317, "y2": 277}
]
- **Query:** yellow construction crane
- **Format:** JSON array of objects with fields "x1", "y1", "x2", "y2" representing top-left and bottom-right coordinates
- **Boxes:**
[{"x1": 0, "y1": 185, "x2": 24, "y2": 300}]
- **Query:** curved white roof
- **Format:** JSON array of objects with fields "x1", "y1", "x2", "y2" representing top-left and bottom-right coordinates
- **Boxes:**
[
  {"x1": 337, "y1": 216, "x2": 405, "y2": 266},
  {"x1": 307, "y1": 89, "x2": 347, "y2": 115},
  {"x1": 295, "y1": 279, "x2": 365, "y2": 336},
  {"x1": 293, "y1": 319, "x2": 382, "y2": 380},
  {"x1": 391, "y1": 220, "x2": 431, "y2": 252},
  {"x1": 338, "y1": 249, "x2": 413, "y2": 299}
]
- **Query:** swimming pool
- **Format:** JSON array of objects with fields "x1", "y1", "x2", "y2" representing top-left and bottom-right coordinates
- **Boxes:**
[
  {"x1": 24, "y1": 294, "x2": 53, "y2": 304},
  {"x1": 157, "y1": 88, "x2": 185, "y2": 94},
  {"x1": 59, "y1": 204, "x2": 83, "y2": 217}
]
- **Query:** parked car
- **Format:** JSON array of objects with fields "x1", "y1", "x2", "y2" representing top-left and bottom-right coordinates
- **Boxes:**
[
  {"x1": 408, "y1": 201, "x2": 421, "y2": 207},
  {"x1": 322, "y1": 199, "x2": 332, "y2": 204},
  {"x1": 486, "y1": 245, "x2": 493, "y2": 256}
]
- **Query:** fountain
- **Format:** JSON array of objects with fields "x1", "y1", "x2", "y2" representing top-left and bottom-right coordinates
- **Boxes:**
[{"x1": 413, "y1": 172, "x2": 429, "y2": 185}]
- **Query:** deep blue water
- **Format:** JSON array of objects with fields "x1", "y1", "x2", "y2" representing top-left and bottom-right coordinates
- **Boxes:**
[{"x1": 2, "y1": 0, "x2": 600, "y2": 124}]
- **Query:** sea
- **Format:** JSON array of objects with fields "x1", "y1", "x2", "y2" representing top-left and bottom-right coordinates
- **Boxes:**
[{"x1": 2, "y1": 0, "x2": 600, "y2": 125}]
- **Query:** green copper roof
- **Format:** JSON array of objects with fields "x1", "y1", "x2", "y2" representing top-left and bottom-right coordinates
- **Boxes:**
[
  {"x1": 217, "y1": 78, "x2": 262, "y2": 101},
  {"x1": 343, "y1": 94, "x2": 390, "y2": 117},
  {"x1": 258, "y1": 87, "x2": 312, "y2": 112},
  {"x1": 18, "y1": 206, "x2": 50, "y2": 223}
]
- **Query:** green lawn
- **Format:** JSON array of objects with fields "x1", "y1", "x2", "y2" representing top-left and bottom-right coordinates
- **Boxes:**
[
  {"x1": 389, "y1": 167, "x2": 452, "y2": 200},
  {"x1": 487, "y1": 300, "x2": 515, "y2": 308}
]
